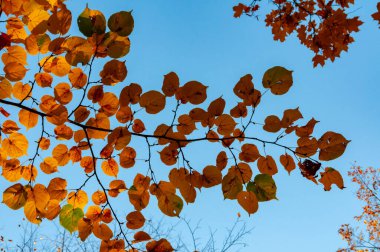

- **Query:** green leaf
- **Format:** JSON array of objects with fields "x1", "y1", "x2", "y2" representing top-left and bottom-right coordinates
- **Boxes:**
[
  {"x1": 262, "y1": 66, "x2": 293, "y2": 95},
  {"x1": 108, "y1": 11, "x2": 134, "y2": 37},
  {"x1": 59, "y1": 204, "x2": 84, "y2": 233},
  {"x1": 247, "y1": 174, "x2": 277, "y2": 202},
  {"x1": 77, "y1": 5, "x2": 106, "y2": 37}
]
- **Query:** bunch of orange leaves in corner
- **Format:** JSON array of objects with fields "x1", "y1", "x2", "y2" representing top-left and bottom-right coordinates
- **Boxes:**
[{"x1": 232, "y1": 0, "x2": 380, "y2": 67}]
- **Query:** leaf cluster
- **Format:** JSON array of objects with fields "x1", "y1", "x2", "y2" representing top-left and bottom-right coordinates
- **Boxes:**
[{"x1": 0, "y1": 1, "x2": 349, "y2": 251}]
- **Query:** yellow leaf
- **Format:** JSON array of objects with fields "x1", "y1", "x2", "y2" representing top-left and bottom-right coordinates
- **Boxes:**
[
  {"x1": 2, "y1": 159, "x2": 22, "y2": 182},
  {"x1": 4, "y1": 62, "x2": 27, "y2": 82},
  {"x1": 2, "y1": 45, "x2": 27, "y2": 65},
  {"x1": 2, "y1": 132, "x2": 28, "y2": 158},
  {"x1": 18, "y1": 108, "x2": 39, "y2": 129},
  {"x1": 12, "y1": 82, "x2": 31, "y2": 101},
  {"x1": 25, "y1": 9, "x2": 49, "y2": 34},
  {"x1": 67, "y1": 190, "x2": 88, "y2": 209}
]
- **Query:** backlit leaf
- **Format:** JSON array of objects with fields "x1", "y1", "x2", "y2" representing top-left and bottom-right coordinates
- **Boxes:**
[
  {"x1": 319, "y1": 167, "x2": 345, "y2": 191},
  {"x1": 77, "y1": 5, "x2": 106, "y2": 37},
  {"x1": 262, "y1": 66, "x2": 293, "y2": 95},
  {"x1": 318, "y1": 131, "x2": 350, "y2": 161},
  {"x1": 108, "y1": 11, "x2": 134, "y2": 37},
  {"x1": 59, "y1": 204, "x2": 84, "y2": 233}
]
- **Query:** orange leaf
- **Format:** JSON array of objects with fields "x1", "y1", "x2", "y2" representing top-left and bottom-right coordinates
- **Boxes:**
[
  {"x1": 99, "y1": 92, "x2": 120, "y2": 116},
  {"x1": 237, "y1": 191, "x2": 258, "y2": 215},
  {"x1": 318, "y1": 131, "x2": 350, "y2": 161},
  {"x1": 69, "y1": 68, "x2": 87, "y2": 89},
  {"x1": 12, "y1": 82, "x2": 31, "y2": 101},
  {"x1": 54, "y1": 83, "x2": 73, "y2": 105},
  {"x1": 208, "y1": 97, "x2": 226, "y2": 117},
  {"x1": 78, "y1": 218, "x2": 92, "y2": 241},
  {"x1": 2, "y1": 132, "x2": 28, "y2": 158},
  {"x1": 74, "y1": 106, "x2": 90, "y2": 123},
  {"x1": 101, "y1": 158, "x2": 119, "y2": 177},
  {"x1": 239, "y1": 144, "x2": 261, "y2": 163},
  {"x1": 0, "y1": 77, "x2": 12, "y2": 99},
  {"x1": 318, "y1": 167, "x2": 345, "y2": 191},
  {"x1": 2, "y1": 183, "x2": 27, "y2": 210},
  {"x1": 46, "y1": 105, "x2": 68, "y2": 126},
  {"x1": 109, "y1": 180, "x2": 127, "y2": 198},
  {"x1": 295, "y1": 118, "x2": 319, "y2": 137},
  {"x1": 176, "y1": 81, "x2": 207, "y2": 105},
  {"x1": 146, "y1": 239, "x2": 173, "y2": 252},
  {"x1": 25, "y1": 34, "x2": 51, "y2": 55},
  {"x1": 263, "y1": 115, "x2": 282, "y2": 133},
  {"x1": 4, "y1": 62, "x2": 27, "y2": 81},
  {"x1": 162, "y1": 72, "x2": 179, "y2": 97},
  {"x1": 202, "y1": 165, "x2": 222, "y2": 188},
  {"x1": 126, "y1": 211, "x2": 145, "y2": 229},
  {"x1": 132, "y1": 119, "x2": 146, "y2": 133},
  {"x1": 216, "y1": 151, "x2": 228, "y2": 170},
  {"x1": 47, "y1": 177, "x2": 68, "y2": 201},
  {"x1": 281, "y1": 107, "x2": 303, "y2": 128},
  {"x1": 214, "y1": 114, "x2": 236, "y2": 136},
  {"x1": 35, "y1": 73, "x2": 53, "y2": 87},
  {"x1": 159, "y1": 145, "x2": 178, "y2": 166},
  {"x1": 139, "y1": 90, "x2": 166, "y2": 114},
  {"x1": 257, "y1": 155, "x2": 278, "y2": 175},
  {"x1": 222, "y1": 171, "x2": 243, "y2": 199},
  {"x1": 177, "y1": 114, "x2": 196, "y2": 135},
  {"x1": 100, "y1": 59, "x2": 127, "y2": 85},
  {"x1": 119, "y1": 146, "x2": 136, "y2": 168},
  {"x1": 262, "y1": 66, "x2": 293, "y2": 95},
  {"x1": 67, "y1": 190, "x2": 88, "y2": 209},
  {"x1": 50, "y1": 56, "x2": 71, "y2": 77},
  {"x1": 40, "y1": 157, "x2": 59, "y2": 174},
  {"x1": 80, "y1": 156, "x2": 95, "y2": 173},
  {"x1": 279, "y1": 154, "x2": 296, "y2": 175},
  {"x1": 2, "y1": 159, "x2": 22, "y2": 182},
  {"x1": 2, "y1": 45, "x2": 27, "y2": 65},
  {"x1": 1, "y1": 120, "x2": 20, "y2": 133},
  {"x1": 133, "y1": 231, "x2": 151, "y2": 243},
  {"x1": 86, "y1": 113, "x2": 110, "y2": 139},
  {"x1": 18, "y1": 109, "x2": 38, "y2": 130},
  {"x1": 62, "y1": 37, "x2": 93, "y2": 66},
  {"x1": 38, "y1": 137, "x2": 50, "y2": 150},
  {"x1": 52, "y1": 144, "x2": 70, "y2": 166},
  {"x1": 93, "y1": 222, "x2": 113, "y2": 241},
  {"x1": 295, "y1": 137, "x2": 318, "y2": 158},
  {"x1": 230, "y1": 102, "x2": 247, "y2": 118},
  {"x1": 54, "y1": 124, "x2": 73, "y2": 140},
  {"x1": 92, "y1": 190, "x2": 107, "y2": 205}
]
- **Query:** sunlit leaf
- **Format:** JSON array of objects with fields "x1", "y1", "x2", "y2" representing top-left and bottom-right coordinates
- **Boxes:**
[{"x1": 59, "y1": 204, "x2": 84, "y2": 233}]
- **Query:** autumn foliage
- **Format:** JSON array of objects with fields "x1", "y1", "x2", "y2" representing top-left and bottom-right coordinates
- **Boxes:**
[
  {"x1": 233, "y1": 0, "x2": 380, "y2": 67},
  {"x1": 338, "y1": 166, "x2": 380, "y2": 252},
  {"x1": 0, "y1": 1, "x2": 350, "y2": 251}
]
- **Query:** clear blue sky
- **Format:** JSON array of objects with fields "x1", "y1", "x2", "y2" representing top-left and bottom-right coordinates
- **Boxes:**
[{"x1": 1, "y1": 0, "x2": 379, "y2": 251}]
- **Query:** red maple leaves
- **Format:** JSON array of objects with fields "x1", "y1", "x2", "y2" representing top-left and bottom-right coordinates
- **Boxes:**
[{"x1": 232, "y1": 0, "x2": 380, "y2": 67}]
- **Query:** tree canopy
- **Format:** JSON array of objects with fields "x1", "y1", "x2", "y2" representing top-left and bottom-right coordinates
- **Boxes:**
[
  {"x1": 0, "y1": 0, "x2": 371, "y2": 251},
  {"x1": 233, "y1": 0, "x2": 380, "y2": 66}
]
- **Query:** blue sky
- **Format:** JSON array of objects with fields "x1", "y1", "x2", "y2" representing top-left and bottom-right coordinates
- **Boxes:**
[{"x1": 1, "y1": 0, "x2": 380, "y2": 251}]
